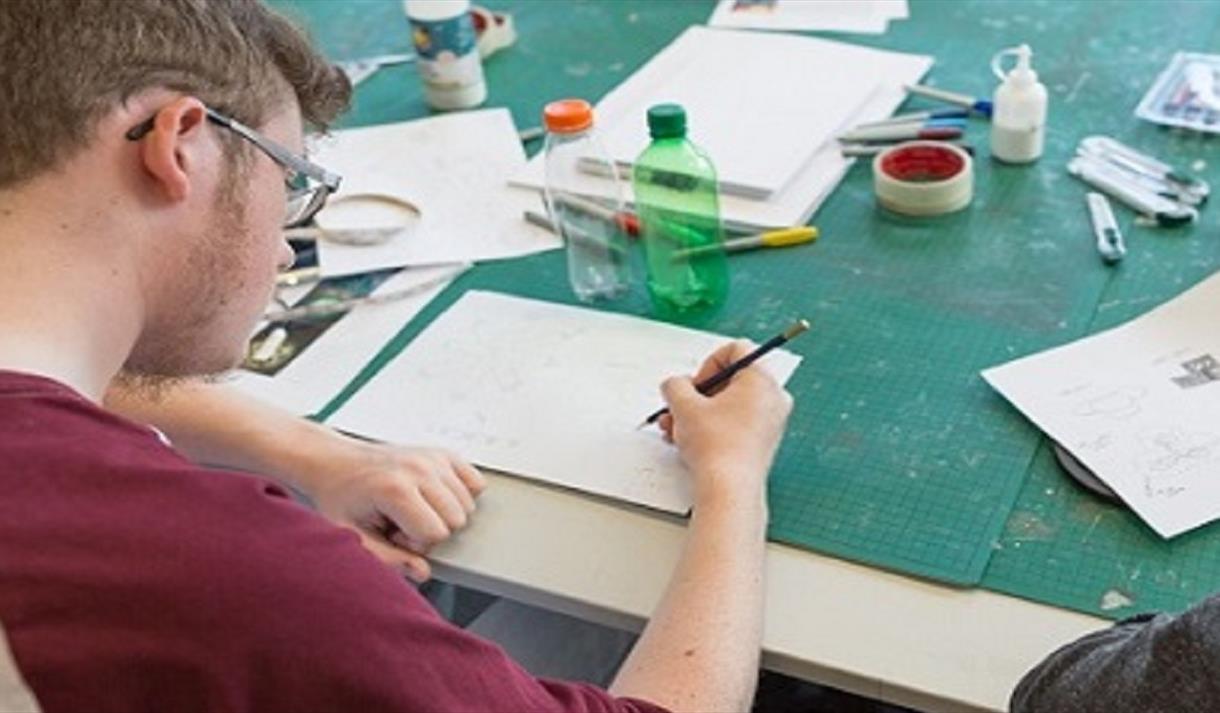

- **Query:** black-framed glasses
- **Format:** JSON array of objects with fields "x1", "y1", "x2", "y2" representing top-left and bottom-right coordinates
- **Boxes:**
[{"x1": 125, "y1": 106, "x2": 342, "y2": 229}]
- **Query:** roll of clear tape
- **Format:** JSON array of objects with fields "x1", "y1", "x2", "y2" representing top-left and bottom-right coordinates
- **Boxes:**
[
  {"x1": 872, "y1": 141, "x2": 974, "y2": 216},
  {"x1": 283, "y1": 193, "x2": 422, "y2": 247}
]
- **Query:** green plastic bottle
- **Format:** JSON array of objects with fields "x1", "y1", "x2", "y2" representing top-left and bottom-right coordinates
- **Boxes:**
[{"x1": 632, "y1": 104, "x2": 729, "y2": 322}]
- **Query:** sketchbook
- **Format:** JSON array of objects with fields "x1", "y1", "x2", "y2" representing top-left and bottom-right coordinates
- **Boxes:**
[
  {"x1": 984, "y1": 271, "x2": 1220, "y2": 538},
  {"x1": 329, "y1": 291, "x2": 803, "y2": 514}
]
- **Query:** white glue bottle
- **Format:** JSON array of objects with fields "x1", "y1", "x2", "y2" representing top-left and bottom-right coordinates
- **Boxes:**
[
  {"x1": 403, "y1": 0, "x2": 487, "y2": 110},
  {"x1": 990, "y1": 44, "x2": 1047, "y2": 163}
]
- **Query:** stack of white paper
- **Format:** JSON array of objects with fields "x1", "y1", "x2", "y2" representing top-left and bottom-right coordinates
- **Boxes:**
[
  {"x1": 589, "y1": 28, "x2": 878, "y2": 199},
  {"x1": 311, "y1": 108, "x2": 559, "y2": 278},
  {"x1": 511, "y1": 26, "x2": 931, "y2": 231},
  {"x1": 984, "y1": 272, "x2": 1220, "y2": 539},
  {"x1": 708, "y1": 0, "x2": 909, "y2": 35},
  {"x1": 329, "y1": 291, "x2": 802, "y2": 513}
]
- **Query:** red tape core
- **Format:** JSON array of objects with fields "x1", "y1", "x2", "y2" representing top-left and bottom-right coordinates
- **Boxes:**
[{"x1": 880, "y1": 145, "x2": 965, "y2": 184}]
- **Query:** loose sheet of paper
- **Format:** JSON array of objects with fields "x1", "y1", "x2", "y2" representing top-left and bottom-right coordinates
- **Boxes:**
[
  {"x1": 310, "y1": 109, "x2": 558, "y2": 277},
  {"x1": 329, "y1": 291, "x2": 803, "y2": 514},
  {"x1": 227, "y1": 264, "x2": 466, "y2": 416},
  {"x1": 708, "y1": 0, "x2": 909, "y2": 34},
  {"x1": 510, "y1": 31, "x2": 931, "y2": 231},
  {"x1": 984, "y1": 271, "x2": 1220, "y2": 538}
]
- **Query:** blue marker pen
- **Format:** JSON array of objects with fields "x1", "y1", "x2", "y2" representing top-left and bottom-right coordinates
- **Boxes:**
[{"x1": 905, "y1": 84, "x2": 994, "y2": 118}]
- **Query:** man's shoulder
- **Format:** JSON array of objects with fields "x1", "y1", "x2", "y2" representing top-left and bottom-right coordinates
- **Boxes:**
[
  {"x1": 0, "y1": 373, "x2": 445, "y2": 710},
  {"x1": 0, "y1": 368, "x2": 398, "y2": 628},
  {"x1": 0, "y1": 369, "x2": 184, "y2": 470}
]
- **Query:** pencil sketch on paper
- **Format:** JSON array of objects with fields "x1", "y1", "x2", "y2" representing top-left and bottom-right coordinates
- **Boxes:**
[
  {"x1": 1071, "y1": 385, "x2": 1147, "y2": 421},
  {"x1": 982, "y1": 271, "x2": 1220, "y2": 538},
  {"x1": 1074, "y1": 433, "x2": 1115, "y2": 454},
  {"x1": 1139, "y1": 428, "x2": 1220, "y2": 499},
  {"x1": 1171, "y1": 354, "x2": 1220, "y2": 389},
  {"x1": 329, "y1": 290, "x2": 802, "y2": 514}
]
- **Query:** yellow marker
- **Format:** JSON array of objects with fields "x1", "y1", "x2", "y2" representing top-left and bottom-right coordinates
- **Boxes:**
[
  {"x1": 748, "y1": 226, "x2": 819, "y2": 250},
  {"x1": 673, "y1": 226, "x2": 819, "y2": 259}
]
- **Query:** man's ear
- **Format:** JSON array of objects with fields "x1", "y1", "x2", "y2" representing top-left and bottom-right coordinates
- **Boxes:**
[{"x1": 138, "y1": 97, "x2": 210, "y2": 203}]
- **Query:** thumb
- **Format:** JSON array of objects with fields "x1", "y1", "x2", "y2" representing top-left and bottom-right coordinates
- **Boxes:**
[
  {"x1": 661, "y1": 376, "x2": 702, "y2": 413},
  {"x1": 358, "y1": 531, "x2": 432, "y2": 582}
]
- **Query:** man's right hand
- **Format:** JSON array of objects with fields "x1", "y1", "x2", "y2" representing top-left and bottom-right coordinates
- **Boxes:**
[{"x1": 659, "y1": 340, "x2": 793, "y2": 507}]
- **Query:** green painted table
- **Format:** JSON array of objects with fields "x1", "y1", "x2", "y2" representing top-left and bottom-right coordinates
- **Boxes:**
[{"x1": 275, "y1": 1, "x2": 1220, "y2": 705}]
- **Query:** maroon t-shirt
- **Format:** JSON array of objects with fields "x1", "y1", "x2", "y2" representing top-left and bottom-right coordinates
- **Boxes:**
[{"x1": 0, "y1": 371, "x2": 667, "y2": 713}]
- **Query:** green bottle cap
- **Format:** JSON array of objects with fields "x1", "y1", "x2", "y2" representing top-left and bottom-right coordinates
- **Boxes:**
[{"x1": 647, "y1": 104, "x2": 686, "y2": 139}]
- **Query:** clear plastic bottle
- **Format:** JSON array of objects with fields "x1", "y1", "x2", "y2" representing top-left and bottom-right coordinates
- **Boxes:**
[
  {"x1": 990, "y1": 44, "x2": 1047, "y2": 163},
  {"x1": 403, "y1": 0, "x2": 487, "y2": 110},
  {"x1": 632, "y1": 104, "x2": 728, "y2": 322},
  {"x1": 541, "y1": 99, "x2": 631, "y2": 302}
]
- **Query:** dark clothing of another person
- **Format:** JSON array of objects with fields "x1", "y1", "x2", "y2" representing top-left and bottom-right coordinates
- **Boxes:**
[{"x1": 1012, "y1": 596, "x2": 1220, "y2": 712}]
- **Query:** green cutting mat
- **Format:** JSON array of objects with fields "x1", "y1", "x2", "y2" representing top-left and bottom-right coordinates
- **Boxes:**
[
  {"x1": 982, "y1": 146, "x2": 1220, "y2": 617},
  {"x1": 280, "y1": 0, "x2": 1220, "y2": 606}
]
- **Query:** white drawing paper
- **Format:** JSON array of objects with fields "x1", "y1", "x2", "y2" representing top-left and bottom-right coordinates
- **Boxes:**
[
  {"x1": 984, "y1": 271, "x2": 1220, "y2": 538},
  {"x1": 708, "y1": 0, "x2": 909, "y2": 34},
  {"x1": 329, "y1": 291, "x2": 803, "y2": 514},
  {"x1": 310, "y1": 109, "x2": 559, "y2": 277},
  {"x1": 227, "y1": 264, "x2": 466, "y2": 416},
  {"x1": 585, "y1": 26, "x2": 879, "y2": 199}
]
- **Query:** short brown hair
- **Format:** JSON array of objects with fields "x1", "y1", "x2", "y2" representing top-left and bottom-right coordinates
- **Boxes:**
[{"x1": 0, "y1": 0, "x2": 352, "y2": 190}]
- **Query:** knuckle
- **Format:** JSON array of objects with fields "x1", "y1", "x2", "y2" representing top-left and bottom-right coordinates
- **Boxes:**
[
  {"x1": 403, "y1": 460, "x2": 430, "y2": 479},
  {"x1": 381, "y1": 483, "x2": 412, "y2": 503}
]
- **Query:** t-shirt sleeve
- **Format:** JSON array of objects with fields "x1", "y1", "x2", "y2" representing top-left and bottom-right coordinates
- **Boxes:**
[
  {"x1": 183, "y1": 477, "x2": 670, "y2": 713},
  {"x1": 1010, "y1": 594, "x2": 1220, "y2": 713}
]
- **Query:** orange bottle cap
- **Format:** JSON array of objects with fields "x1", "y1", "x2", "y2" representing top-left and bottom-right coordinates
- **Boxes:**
[{"x1": 543, "y1": 99, "x2": 594, "y2": 134}]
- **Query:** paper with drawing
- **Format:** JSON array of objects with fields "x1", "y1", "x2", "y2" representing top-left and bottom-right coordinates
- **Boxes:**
[
  {"x1": 984, "y1": 272, "x2": 1220, "y2": 538},
  {"x1": 329, "y1": 291, "x2": 803, "y2": 514}
]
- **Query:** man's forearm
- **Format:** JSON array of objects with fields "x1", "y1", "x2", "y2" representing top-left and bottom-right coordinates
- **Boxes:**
[
  {"x1": 610, "y1": 482, "x2": 767, "y2": 713},
  {"x1": 104, "y1": 379, "x2": 344, "y2": 495}
]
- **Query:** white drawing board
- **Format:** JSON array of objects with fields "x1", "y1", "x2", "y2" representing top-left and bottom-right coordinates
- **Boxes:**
[{"x1": 330, "y1": 291, "x2": 802, "y2": 513}]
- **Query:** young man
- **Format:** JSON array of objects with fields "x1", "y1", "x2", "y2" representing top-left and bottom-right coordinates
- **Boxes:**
[{"x1": 0, "y1": 1, "x2": 793, "y2": 711}]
